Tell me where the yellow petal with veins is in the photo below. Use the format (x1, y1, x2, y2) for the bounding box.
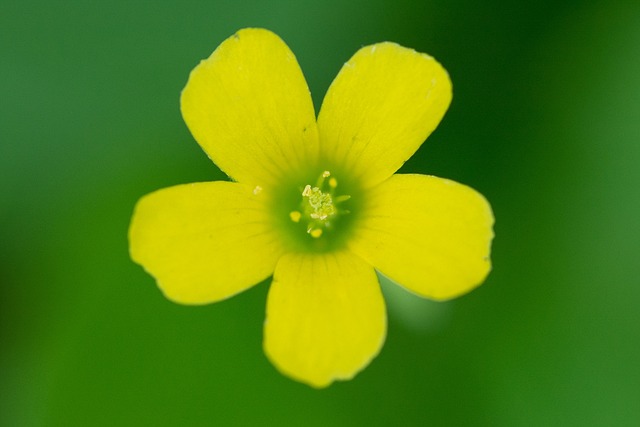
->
(129, 182, 284, 304)
(349, 174, 494, 300)
(318, 42, 452, 188)
(181, 28, 319, 188)
(264, 250, 386, 388)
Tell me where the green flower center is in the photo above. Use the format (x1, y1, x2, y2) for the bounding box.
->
(273, 168, 359, 253)
(289, 171, 351, 239)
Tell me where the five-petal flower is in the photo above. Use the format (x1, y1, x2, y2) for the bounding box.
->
(129, 28, 494, 387)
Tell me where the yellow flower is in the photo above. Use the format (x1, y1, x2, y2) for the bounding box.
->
(129, 28, 494, 388)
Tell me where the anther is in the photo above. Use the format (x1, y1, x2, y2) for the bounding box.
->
(309, 228, 323, 238)
(289, 211, 302, 223)
(294, 170, 352, 239)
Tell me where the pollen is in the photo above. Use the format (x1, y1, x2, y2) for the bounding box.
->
(309, 228, 323, 238)
(303, 186, 336, 220)
(289, 211, 302, 223)
(292, 170, 351, 239)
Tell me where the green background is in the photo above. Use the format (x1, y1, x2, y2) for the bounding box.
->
(2, 0, 639, 425)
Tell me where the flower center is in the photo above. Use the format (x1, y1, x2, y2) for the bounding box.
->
(289, 171, 351, 239)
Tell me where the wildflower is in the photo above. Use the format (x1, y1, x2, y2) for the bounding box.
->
(129, 28, 494, 387)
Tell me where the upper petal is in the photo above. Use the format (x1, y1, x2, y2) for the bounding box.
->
(348, 174, 494, 300)
(129, 182, 284, 304)
(264, 250, 386, 388)
(317, 42, 452, 188)
(181, 28, 319, 187)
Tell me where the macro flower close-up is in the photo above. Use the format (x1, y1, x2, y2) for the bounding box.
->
(129, 28, 494, 387)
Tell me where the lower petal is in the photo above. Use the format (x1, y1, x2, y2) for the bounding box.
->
(264, 251, 386, 388)
(349, 174, 494, 301)
(129, 182, 284, 304)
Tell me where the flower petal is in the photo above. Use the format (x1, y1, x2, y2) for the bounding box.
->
(264, 250, 386, 388)
(181, 28, 319, 187)
(317, 43, 452, 188)
(129, 182, 284, 304)
(348, 174, 494, 300)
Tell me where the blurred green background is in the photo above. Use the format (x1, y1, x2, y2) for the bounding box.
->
(2, 0, 639, 425)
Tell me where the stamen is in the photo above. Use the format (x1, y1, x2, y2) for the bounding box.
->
(293, 170, 351, 240)
(289, 211, 302, 223)
(310, 212, 328, 220)
(304, 186, 336, 219)
(309, 228, 323, 238)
